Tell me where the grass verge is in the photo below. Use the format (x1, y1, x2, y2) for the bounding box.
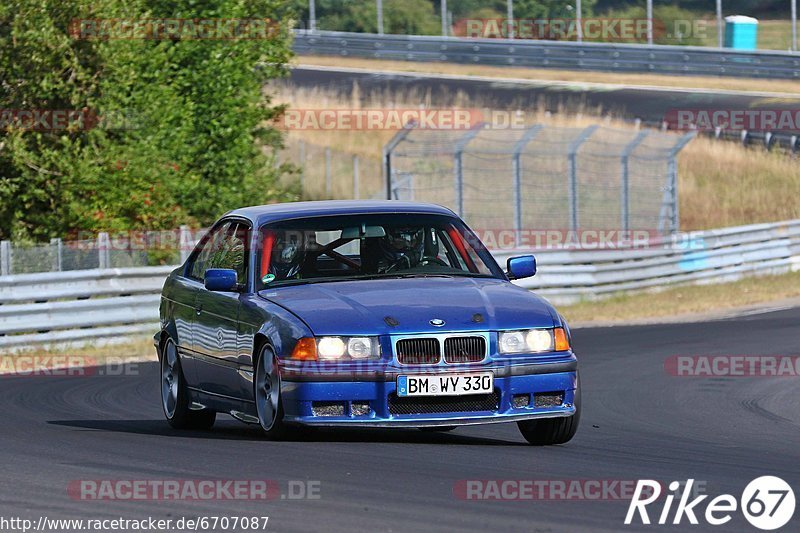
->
(0, 337, 155, 374)
(559, 269, 800, 325)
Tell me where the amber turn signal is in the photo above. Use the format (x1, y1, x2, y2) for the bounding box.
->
(291, 337, 318, 360)
(554, 328, 570, 351)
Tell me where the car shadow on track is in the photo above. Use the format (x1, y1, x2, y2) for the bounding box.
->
(47, 418, 525, 446)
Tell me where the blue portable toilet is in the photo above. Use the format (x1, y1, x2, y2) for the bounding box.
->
(724, 15, 758, 50)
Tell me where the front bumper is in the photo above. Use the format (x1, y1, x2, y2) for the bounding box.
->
(280, 357, 577, 427)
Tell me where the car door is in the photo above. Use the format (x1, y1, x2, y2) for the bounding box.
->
(171, 222, 233, 387)
(192, 220, 249, 398)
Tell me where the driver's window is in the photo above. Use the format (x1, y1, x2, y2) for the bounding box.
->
(209, 223, 248, 285)
(189, 221, 232, 281)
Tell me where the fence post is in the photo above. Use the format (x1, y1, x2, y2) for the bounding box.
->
(353, 155, 360, 199)
(325, 147, 332, 197)
(0, 240, 11, 276)
(512, 124, 544, 247)
(383, 121, 416, 200)
(620, 131, 649, 232)
(298, 140, 306, 194)
(98, 232, 110, 269)
(179, 225, 192, 263)
(50, 238, 63, 272)
(566, 125, 598, 231)
(453, 123, 485, 218)
(659, 131, 696, 234)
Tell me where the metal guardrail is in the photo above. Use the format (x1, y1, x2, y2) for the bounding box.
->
(496, 220, 800, 302)
(293, 30, 800, 80)
(0, 267, 173, 349)
(1, 220, 798, 348)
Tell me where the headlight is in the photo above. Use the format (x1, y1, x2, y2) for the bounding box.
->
(316, 336, 381, 361)
(498, 331, 526, 353)
(347, 337, 373, 359)
(526, 329, 553, 352)
(499, 329, 558, 354)
(317, 337, 346, 360)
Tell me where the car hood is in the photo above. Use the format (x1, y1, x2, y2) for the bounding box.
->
(258, 277, 557, 335)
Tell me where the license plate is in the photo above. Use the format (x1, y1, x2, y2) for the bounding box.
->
(397, 372, 493, 397)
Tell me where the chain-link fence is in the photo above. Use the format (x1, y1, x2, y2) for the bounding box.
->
(0, 228, 204, 276)
(282, 139, 385, 200)
(386, 123, 695, 236)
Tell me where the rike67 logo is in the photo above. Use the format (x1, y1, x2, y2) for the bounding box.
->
(625, 477, 795, 530)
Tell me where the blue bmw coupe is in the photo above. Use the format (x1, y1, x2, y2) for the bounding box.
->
(155, 201, 579, 445)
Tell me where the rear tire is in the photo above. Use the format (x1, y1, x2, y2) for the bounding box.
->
(254, 344, 290, 440)
(161, 337, 216, 430)
(517, 380, 581, 446)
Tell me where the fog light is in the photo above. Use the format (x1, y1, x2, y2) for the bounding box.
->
(512, 394, 530, 408)
(351, 401, 371, 416)
(534, 392, 564, 408)
(312, 401, 345, 416)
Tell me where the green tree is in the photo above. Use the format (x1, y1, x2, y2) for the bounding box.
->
(0, 0, 297, 242)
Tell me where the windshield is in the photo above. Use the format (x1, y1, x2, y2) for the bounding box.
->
(256, 213, 503, 289)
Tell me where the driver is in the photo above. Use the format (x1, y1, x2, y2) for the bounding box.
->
(268, 231, 305, 281)
(374, 227, 425, 273)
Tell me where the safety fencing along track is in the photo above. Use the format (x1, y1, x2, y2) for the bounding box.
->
(1, 221, 799, 348)
(292, 30, 800, 80)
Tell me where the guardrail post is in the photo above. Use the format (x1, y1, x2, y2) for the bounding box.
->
(98, 232, 110, 269)
(50, 238, 63, 272)
(1, 240, 11, 276)
(353, 155, 360, 199)
(179, 225, 192, 263)
(566, 125, 598, 231)
(512, 124, 544, 247)
(383, 121, 416, 200)
(452, 123, 485, 218)
(620, 131, 649, 232)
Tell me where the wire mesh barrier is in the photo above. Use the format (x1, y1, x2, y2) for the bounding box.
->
(386, 123, 695, 238)
(281, 139, 385, 200)
(0, 228, 204, 276)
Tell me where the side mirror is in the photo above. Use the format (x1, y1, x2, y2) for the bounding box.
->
(204, 268, 239, 291)
(507, 255, 536, 280)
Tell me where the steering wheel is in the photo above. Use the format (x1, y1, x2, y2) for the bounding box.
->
(384, 256, 412, 274)
(420, 256, 449, 267)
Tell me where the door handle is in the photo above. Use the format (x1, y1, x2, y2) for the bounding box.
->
(195, 304, 202, 316)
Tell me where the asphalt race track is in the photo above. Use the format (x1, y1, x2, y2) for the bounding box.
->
(1, 307, 798, 532)
(288, 66, 800, 134)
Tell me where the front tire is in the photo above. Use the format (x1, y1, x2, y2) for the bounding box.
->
(517, 381, 581, 446)
(161, 338, 216, 430)
(254, 344, 289, 439)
